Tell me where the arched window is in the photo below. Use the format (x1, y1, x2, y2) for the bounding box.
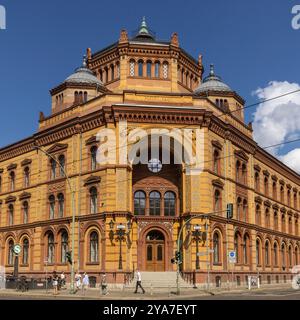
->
(264, 177, 269, 196)
(0, 175, 2, 193)
(138, 60, 143, 77)
(255, 205, 261, 225)
(265, 241, 270, 266)
(289, 217, 293, 234)
(274, 242, 278, 266)
(90, 146, 98, 171)
(149, 191, 161, 216)
(242, 164, 247, 184)
(84, 91, 88, 102)
(8, 240, 14, 265)
(57, 193, 64, 218)
(24, 167, 30, 188)
(294, 192, 297, 210)
(234, 233, 241, 263)
(49, 195, 55, 219)
(213, 232, 221, 264)
(146, 61, 152, 77)
(281, 243, 286, 268)
(90, 187, 98, 214)
(274, 211, 278, 230)
(280, 185, 284, 203)
(162, 62, 168, 79)
(256, 239, 261, 265)
(154, 61, 160, 77)
(50, 159, 56, 180)
(164, 191, 176, 216)
(282, 215, 286, 233)
(265, 208, 270, 228)
(243, 234, 250, 264)
(74, 91, 79, 103)
(214, 189, 221, 211)
(287, 190, 291, 207)
(22, 238, 29, 265)
(23, 201, 29, 224)
(105, 68, 108, 83)
(9, 171, 15, 191)
(90, 231, 99, 263)
(243, 200, 248, 222)
(134, 191, 146, 215)
(254, 172, 260, 191)
(99, 70, 103, 82)
(116, 62, 120, 78)
(288, 245, 293, 267)
(61, 231, 68, 263)
(129, 60, 135, 76)
(58, 155, 65, 177)
(111, 65, 115, 81)
(213, 150, 220, 174)
(8, 204, 14, 226)
(237, 197, 242, 220)
(236, 161, 240, 182)
(47, 233, 55, 264)
(295, 247, 299, 265)
(272, 182, 277, 200)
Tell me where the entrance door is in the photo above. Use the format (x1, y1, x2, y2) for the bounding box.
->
(145, 230, 165, 271)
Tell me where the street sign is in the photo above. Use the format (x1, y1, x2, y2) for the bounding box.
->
(13, 244, 21, 255)
(228, 251, 236, 263)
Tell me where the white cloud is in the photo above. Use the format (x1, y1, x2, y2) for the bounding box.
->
(252, 81, 300, 173)
(279, 149, 300, 173)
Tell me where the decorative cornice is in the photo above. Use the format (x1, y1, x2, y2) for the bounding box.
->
(7, 163, 17, 171)
(212, 179, 224, 189)
(264, 200, 272, 207)
(21, 159, 32, 167)
(211, 140, 223, 150)
(5, 195, 17, 203)
(286, 184, 292, 190)
(263, 170, 270, 177)
(254, 164, 261, 172)
(85, 136, 97, 146)
(234, 149, 249, 161)
(279, 179, 285, 185)
(19, 192, 32, 200)
(255, 196, 263, 204)
(84, 175, 101, 186)
(272, 204, 279, 210)
(46, 143, 68, 154)
(281, 207, 287, 213)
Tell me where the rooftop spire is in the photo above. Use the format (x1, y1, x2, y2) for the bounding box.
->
(139, 16, 149, 35)
(82, 55, 87, 68)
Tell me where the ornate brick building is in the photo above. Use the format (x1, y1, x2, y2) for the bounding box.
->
(0, 18, 299, 287)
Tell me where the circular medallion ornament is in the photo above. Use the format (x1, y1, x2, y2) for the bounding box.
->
(13, 244, 22, 255)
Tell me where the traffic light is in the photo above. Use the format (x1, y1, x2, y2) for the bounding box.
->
(175, 251, 182, 264)
(171, 257, 176, 264)
(227, 203, 234, 219)
(66, 251, 72, 265)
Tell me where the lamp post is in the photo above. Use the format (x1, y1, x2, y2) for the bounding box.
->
(109, 220, 132, 270)
(33, 144, 76, 293)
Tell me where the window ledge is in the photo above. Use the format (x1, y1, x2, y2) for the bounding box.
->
(86, 262, 100, 266)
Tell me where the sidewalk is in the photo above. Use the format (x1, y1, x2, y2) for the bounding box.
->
(0, 283, 293, 300)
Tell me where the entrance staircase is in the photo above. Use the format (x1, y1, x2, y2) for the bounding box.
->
(123, 272, 195, 292)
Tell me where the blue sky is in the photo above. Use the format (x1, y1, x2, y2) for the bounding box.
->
(0, 0, 300, 162)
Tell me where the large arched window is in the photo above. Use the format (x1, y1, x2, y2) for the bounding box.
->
(265, 208, 270, 228)
(138, 60, 143, 77)
(274, 242, 279, 266)
(90, 146, 98, 171)
(236, 161, 240, 182)
(90, 187, 98, 214)
(9, 171, 15, 191)
(265, 241, 270, 266)
(237, 197, 242, 220)
(241, 164, 247, 184)
(272, 182, 277, 200)
(214, 189, 221, 211)
(264, 177, 269, 196)
(146, 61, 152, 77)
(50, 159, 56, 180)
(234, 233, 241, 263)
(47, 233, 55, 264)
(281, 243, 286, 269)
(8, 204, 14, 226)
(149, 191, 161, 216)
(288, 245, 293, 267)
(134, 191, 146, 215)
(274, 211, 279, 230)
(57, 193, 64, 218)
(213, 150, 220, 174)
(23, 201, 29, 224)
(61, 231, 68, 264)
(49, 195, 55, 219)
(24, 167, 30, 188)
(213, 232, 221, 264)
(243, 234, 250, 265)
(8, 240, 14, 265)
(282, 215, 286, 233)
(280, 185, 284, 202)
(295, 246, 299, 266)
(242, 200, 248, 222)
(254, 172, 260, 191)
(256, 239, 261, 265)
(90, 231, 99, 263)
(255, 205, 261, 225)
(154, 61, 160, 77)
(22, 238, 29, 265)
(58, 155, 65, 177)
(164, 192, 176, 216)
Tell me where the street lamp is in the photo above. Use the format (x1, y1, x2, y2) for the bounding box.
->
(109, 220, 132, 270)
(33, 144, 76, 294)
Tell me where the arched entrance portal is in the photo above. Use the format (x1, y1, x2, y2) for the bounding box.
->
(145, 230, 165, 271)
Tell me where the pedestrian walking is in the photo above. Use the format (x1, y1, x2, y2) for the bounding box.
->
(134, 269, 145, 294)
(82, 272, 89, 293)
(100, 274, 108, 295)
(60, 271, 66, 289)
(52, 271, 59, 295)
(75, 271, 82, 292)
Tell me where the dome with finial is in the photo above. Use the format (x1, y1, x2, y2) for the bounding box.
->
(65, 56, 104, 86)
(194, 64, 232, 94)
(132, 17, 156, 41)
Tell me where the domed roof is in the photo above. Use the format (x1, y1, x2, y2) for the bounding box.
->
(194, 64, 232, 94)
(65, 56, 103, 86)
